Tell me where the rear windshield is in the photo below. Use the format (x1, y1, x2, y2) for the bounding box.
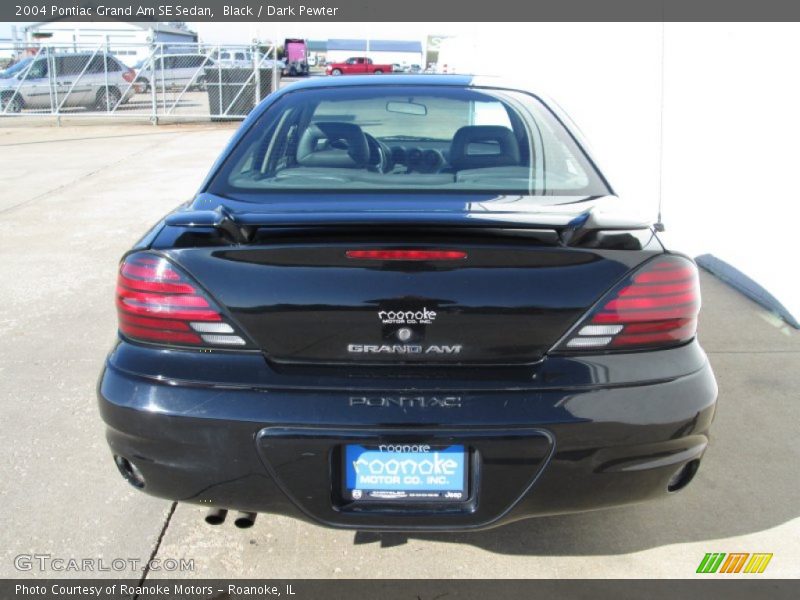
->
(209, 85, 610, 197)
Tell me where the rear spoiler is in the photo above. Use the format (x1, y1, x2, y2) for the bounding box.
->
(164, 202, 654, 245)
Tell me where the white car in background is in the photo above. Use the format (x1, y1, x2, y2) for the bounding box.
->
(0, 51, 135, 112)
(214, 50, 285, 72)
(214, 50, 252, 68)
(134, 54, 215, 92)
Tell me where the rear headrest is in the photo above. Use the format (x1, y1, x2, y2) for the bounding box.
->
(449, 125, 520, 170)
(296, 122, 369, 168)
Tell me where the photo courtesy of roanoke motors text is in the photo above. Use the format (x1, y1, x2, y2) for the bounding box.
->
(0, 0, 798, 598)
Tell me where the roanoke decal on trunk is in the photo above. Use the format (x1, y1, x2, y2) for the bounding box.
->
(347, 344, 462, 355)
(378, 308, 437, 325)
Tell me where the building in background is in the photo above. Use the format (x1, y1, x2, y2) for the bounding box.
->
(0, 36, 15, 63)
(324, 39, 423, 67)
(306, 39, 328, 66)
(433, 36, 485, 74)
(22, 22, 198, 66)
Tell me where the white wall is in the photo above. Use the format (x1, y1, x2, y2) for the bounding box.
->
(23, 23, 197, 66)
(370, 51, 423, 66)
(660, 23, 800, 321)
(443, 22, 798, 323)
(23, 23, 147, 65)
(26, 22, 144, 45)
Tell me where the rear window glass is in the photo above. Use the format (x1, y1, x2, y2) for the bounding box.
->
(54, 55, 88, 76)
(26, 59, 48, 79)
(88, 55, 116, 73)
(209, 85, 610, 197)
(103, 56, 124, 71)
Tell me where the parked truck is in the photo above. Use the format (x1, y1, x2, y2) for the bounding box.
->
(283, 39, 309, 76)
(325, 57, 392, 76)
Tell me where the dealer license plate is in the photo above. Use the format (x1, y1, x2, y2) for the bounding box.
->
(343, 443, 467, 502)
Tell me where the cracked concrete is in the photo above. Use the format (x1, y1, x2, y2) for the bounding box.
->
(1, 123, 797, 582)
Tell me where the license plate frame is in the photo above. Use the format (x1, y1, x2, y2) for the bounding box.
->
(342, 443, 469, 503)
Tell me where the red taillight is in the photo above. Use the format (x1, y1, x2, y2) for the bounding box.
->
(116, 252, 247, 348)
(557, 256, 700, 352)
(122, 69, 135, 83)
(346, 249, 467, 261)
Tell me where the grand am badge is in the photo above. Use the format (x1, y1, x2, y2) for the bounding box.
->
(347, 344, 462, 355)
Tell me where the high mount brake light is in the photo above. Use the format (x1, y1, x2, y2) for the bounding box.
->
(557, 255, 701, 352)
(116, 253, 247, 348)
(346, 249, 467, 261)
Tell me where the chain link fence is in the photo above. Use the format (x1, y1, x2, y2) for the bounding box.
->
(0, 42, 281, 122)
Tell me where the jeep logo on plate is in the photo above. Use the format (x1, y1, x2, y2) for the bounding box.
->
(378, 308, 437, 325)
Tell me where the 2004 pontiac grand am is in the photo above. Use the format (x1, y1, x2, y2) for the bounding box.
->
(98, 75, 717, 531)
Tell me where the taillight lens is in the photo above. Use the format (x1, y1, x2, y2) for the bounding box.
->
(116, 252, 247, 348)
(122, 69, 135, 83)
(556, 255, 700, 352)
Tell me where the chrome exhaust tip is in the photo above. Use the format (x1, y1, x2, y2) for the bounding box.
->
(204, 508, 228, 525)
(233, 511, 257, 529)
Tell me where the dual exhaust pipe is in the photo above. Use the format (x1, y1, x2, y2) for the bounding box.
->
(204, 508, 257, 529)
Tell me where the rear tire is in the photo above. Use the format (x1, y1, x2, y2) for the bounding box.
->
(135, 78, 150, 93)
(331, 69, 342, 76)
(374, 69, 383, 75)
(95, 87, 122, 111)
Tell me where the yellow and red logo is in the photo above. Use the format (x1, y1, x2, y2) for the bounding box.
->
(696, 553, 773, 574)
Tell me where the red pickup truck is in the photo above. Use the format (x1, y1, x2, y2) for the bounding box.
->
(325, 57, 392, 76)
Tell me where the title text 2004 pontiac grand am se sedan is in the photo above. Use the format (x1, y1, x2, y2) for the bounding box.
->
(98, 75, 717, 531)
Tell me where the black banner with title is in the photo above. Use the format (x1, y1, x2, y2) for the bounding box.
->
(5, 0, 800, 22)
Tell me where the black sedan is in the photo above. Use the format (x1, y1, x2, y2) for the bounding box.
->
(98, 75, 717, 531)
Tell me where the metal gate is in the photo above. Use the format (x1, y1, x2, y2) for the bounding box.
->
(0, 41, 280, 122)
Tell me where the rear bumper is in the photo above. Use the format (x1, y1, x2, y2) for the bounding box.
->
(98, 341, 717, 531)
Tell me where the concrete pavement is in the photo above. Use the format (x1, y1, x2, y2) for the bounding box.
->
(0, 122, 233, 580)
(0, 123, 797, 580)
